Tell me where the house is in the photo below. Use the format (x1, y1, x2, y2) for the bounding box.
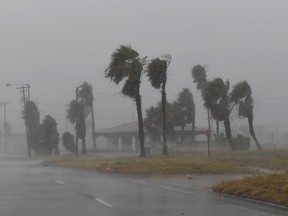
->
(94, 121, 207, 152)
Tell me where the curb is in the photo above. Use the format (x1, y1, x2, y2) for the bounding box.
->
(210, 189, 288, 215)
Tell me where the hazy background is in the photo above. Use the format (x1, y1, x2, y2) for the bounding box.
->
(0, 0, 287, 139)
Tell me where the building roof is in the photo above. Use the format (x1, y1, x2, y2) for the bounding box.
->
(95, 121, 206, 135)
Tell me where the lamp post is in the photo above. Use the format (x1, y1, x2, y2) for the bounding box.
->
(6, 83, 31, 158)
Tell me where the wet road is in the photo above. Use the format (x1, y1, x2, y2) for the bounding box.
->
(0, 158, 286, 216)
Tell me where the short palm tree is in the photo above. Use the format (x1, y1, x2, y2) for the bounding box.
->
(78, 82, 96, 152)
(230, 81, 262, 150)
(105, 45, 147, 157)
(146, 55, 171, 155)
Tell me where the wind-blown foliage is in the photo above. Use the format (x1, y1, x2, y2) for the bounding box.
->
(78, 82, 96, 152)
(230, 81, 262, 150)
(41, 115, 60, 155)
(67, 100, 87, 154)
(105, 45, 147, 157)
(62, 132, 76, 153)
(146, 55, 171, 155)
(202, 78, 234, 150)
(174, 88, 196, 142)
(191, 65, 207, 90)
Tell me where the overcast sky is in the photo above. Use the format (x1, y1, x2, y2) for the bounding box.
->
(0, 0, 287, 134)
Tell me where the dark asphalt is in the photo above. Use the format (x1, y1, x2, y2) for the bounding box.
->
(0, 158, 286, 216)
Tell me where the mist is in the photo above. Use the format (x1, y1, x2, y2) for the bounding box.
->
(0, 0, 287, 147)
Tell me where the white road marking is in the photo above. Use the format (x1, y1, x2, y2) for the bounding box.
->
(55, 180, 65, 185)
(95, 198, 114, 208)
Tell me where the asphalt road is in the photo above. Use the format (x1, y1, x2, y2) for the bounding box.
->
(0, 158, 286, 216)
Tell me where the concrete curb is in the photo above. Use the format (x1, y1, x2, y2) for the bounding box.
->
(210, 189, 288, 215)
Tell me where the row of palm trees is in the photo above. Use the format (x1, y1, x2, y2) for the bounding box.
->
(192, 65, 262, 150)
(68, 45, 261, 156)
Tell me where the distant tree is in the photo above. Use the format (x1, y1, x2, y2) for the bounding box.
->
(146, 55, 171, 155)
(105, 45, 147, 157)
(230, 81, 262, 150)
(174, 88, 196, 143)
(41, 115, 60, 155)
(62, 132, 76, 153)
(22, 101, 41, 154)
(78, 82, 96, 152)
(67, 100, 87, 154)
(144, 102, 175, 142)
(202, 78, 234, 150)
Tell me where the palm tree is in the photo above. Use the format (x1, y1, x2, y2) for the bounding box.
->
(67, 100, 87, 154)
(191, 65, 220, 142)
(191, 65, 207, 90)
(202, 78, 234, 150)
(146, 55, 171, 155)
(230, 81, 262, 150)
(78, 82, 96, 152)
(174, 88, 196, 143)
(42, 115, 60, 155)
(105, 45, 147, 157)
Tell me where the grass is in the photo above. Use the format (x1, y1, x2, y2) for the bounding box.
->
(46, 149, 288, 176)
(46, 149, 288, 206)
(212, 173, 288, 207)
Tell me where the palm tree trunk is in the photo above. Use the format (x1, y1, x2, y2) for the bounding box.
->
(91, 103, 97, 152)
(248, 115, 262, 150)
(135, 94, 145, 157)
(181, 125, 184, 143)
(81, 138, 87, 154)
(192, 109, 196, 143)
(224, 118, 234, 151)
(161, 85, 168, 155)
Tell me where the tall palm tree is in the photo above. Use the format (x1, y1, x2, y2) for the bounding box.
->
(202, 78, 234, 150)
(105, 45, 147, 157)
(146, 55, 171, 155)
(67, 100, 87, 154)
(78, 82, 96, 152)
(230, 81, 262, 150)
(191, 65, 220, 141)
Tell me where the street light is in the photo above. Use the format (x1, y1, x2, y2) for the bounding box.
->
(6, 83, 31, 158)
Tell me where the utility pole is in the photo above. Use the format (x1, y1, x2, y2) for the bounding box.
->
(6, 83, 31, 158)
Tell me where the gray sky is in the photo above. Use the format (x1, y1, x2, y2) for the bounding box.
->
(0, 0, 288, 134)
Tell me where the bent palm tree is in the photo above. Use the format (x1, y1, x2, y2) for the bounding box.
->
(146, 55, 171, 155)
(105, 45, 147, 157)
(202, 78, 234, 150)
(230, 81, 262, 150)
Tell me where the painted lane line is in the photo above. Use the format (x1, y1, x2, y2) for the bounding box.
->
(55, 180, 65, 185)
(95, 198, 114, 208)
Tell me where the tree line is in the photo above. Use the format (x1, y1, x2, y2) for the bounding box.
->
(22, 44, 261, 156)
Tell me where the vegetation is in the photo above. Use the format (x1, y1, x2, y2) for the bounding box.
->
(78, 82, 97, 152)
(46, 149, 288, 175)
(202, 78, 234, 150)
(212, 173, 288, 207)
(146, 55, 171, 155)
(105, 45, 147, 157)
(174, 88, 195, 142)
(230, 81, 262, 150)
(22, 101, 60, 155)
(62, 132, 76, 153)
(67, 100, 87, 154)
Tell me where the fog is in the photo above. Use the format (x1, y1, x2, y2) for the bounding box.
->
(0, 0, 287, 140)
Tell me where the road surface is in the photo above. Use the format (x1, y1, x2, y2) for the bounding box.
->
(0, 158, 286, 216)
